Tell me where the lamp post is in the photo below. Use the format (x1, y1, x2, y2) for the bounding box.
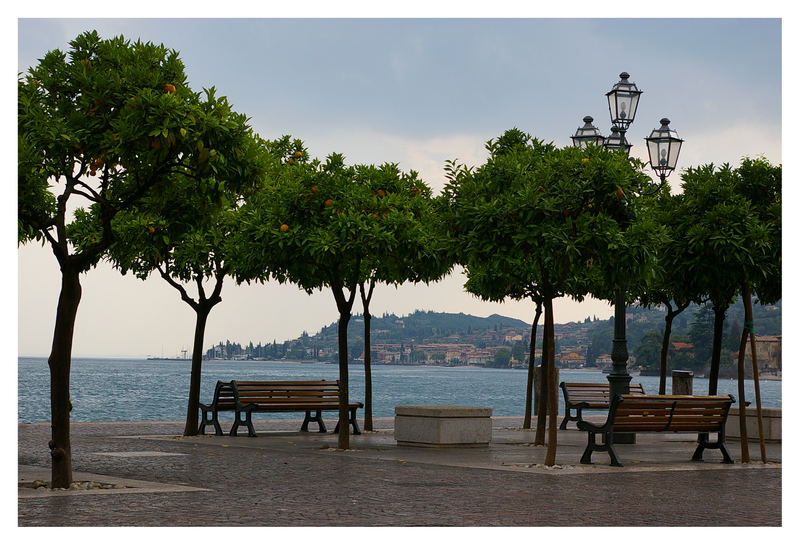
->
(571, 72, 683, 419)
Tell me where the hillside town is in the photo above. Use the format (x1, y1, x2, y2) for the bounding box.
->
(205, 303, 781, 378)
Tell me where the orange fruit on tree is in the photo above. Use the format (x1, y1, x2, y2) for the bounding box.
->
(280, 224, 290, 232)
(295, 151, 303, 158)
(324, 199, 334, 207)
(310, 185, 319, 193)
(616, 188, 624, 200)
(164, 83, 176, 94)
(377, 189, 386, 198)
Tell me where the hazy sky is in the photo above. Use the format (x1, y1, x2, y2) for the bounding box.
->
(15, 12, 785, 358)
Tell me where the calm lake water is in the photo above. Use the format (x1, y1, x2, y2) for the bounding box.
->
(18, 357, 781, 424)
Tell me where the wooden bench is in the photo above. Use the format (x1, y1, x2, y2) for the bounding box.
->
(577, 394, 736, 467)
(199, 380, 363, 437)
(559, 382, 645, 430)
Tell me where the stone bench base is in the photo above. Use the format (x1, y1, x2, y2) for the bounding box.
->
(394, 405, 492, 447)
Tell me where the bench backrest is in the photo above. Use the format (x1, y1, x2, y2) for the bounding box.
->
(561, 382, 645, 406)
(610, 394, 735, 433)
(234, 380, 342, 407)
(211, 380, 343, 410)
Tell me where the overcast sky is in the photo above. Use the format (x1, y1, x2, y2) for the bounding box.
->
(14, 10, 786, 358)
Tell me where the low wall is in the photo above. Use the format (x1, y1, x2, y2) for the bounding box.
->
(725, 407, 781, 443)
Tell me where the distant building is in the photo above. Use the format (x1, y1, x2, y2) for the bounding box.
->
(671, 342, 694, 352)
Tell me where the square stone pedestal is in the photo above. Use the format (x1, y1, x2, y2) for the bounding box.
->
(394, 405, 492, 447)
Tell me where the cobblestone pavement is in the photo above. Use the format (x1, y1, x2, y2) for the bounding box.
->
(18, 419, 782, 527)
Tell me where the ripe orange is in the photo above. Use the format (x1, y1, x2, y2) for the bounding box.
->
(310, 185, 319, 193)
(377, 189, 386, 198)
(616, 188, 624, 200)
(324, 199, 334, 207)
(164, 83, 176, 94)
(280, 224, 290, 232)
(295, 151, 303, 157)
(582, 158, 590, 163)
(148, 227, 155, 234)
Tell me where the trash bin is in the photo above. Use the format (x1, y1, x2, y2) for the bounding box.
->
(671, 369, 694, 395)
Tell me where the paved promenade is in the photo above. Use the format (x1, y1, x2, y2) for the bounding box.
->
(18, 417, 781, 526)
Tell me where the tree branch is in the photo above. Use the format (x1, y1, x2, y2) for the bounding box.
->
(158, 263, 199, 312)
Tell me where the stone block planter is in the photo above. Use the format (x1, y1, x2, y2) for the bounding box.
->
(394, 405, 492, 447)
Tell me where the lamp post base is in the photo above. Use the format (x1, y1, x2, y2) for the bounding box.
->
(608, 287, 635, 444)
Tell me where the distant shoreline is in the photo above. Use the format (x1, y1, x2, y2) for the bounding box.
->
(18, 355, 782, 381)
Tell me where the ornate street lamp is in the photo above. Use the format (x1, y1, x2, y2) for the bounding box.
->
(646, 118, 684, 181)
(571, 116, 605, 148)
(571, 73, 684, 442)
(606, 72, 642, 131)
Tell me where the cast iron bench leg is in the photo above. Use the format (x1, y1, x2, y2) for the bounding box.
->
(301, 410, 327, 433)
(692, 432, 734, 464)
(580, 431, 597, 464)
(691, 432, 707, 461)
(211, 411, 223, 436)
(333, 409, 360, 434)
(605, 432, 622, 467)
(198, 406, 223, 436)
(559, 411, 571, 430)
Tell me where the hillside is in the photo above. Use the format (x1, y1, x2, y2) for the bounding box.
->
(205, 299, 781, 373)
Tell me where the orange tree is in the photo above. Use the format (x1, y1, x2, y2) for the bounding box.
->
(633, 192, 697, 394)
(442, 129, 658, 466)
(355, 164, 452, 431)
(229, 153, 443, 448)
(18, 31, 260, 487)
(675, 159, 778, 393)
(85, 126, 280, 437)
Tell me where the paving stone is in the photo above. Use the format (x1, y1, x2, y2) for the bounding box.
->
(18, 419, 781, 526)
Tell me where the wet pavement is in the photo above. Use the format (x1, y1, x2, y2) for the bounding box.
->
(18, 417, 782, 526)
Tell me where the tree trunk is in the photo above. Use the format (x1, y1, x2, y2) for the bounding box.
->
(363, 308, 373, 431)
(184, 305, 212, 436)
(337, 310, 351, 449)
(743, 285, 766, 462)
(533, 315, 549, 446)
(735, 316, 750, 463)
(48, 266, 82, 488)
(708, 304, 727, 395)
(659, 306, 675, 395)
(543, 297, 558, 466)
(659, 301, 690, 395)
(360, 281, 375, 432)
(523, 303, 542, 429)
